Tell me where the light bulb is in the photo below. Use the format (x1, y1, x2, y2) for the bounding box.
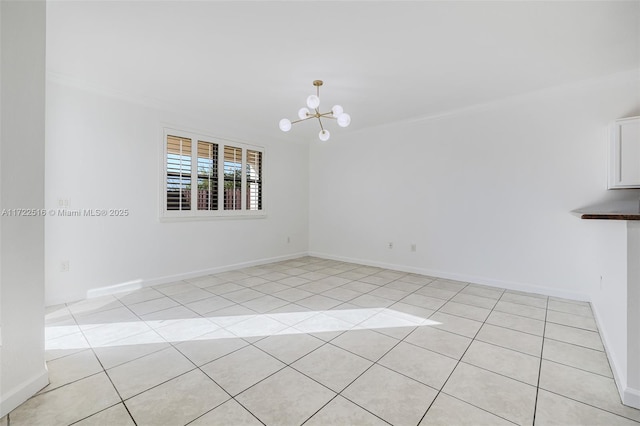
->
(298, 107, 310, 120)
(279, 118, 292, 132)
(331, 105, 344, 116)
(319, 129, 330, 141)
(306, 94, 320, 109)
(337, 113, 351, 127)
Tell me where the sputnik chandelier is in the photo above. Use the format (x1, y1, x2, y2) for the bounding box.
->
(279, 80, 351, 141)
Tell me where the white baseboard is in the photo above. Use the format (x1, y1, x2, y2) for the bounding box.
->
(309, 251, 590, 301)
(84, 252, 309, 300)
(86, 279, 144, 299)
(623, 386, 640, 409)
(0, 366, 48, 418)
(590, 302, 630, 407)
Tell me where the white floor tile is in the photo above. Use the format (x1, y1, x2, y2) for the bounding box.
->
(107, 346, 194, 399)
(125, 369, 229, 425)
(343, 364, 437, 426)
(236, 367, 335, 425)
(254, 333, 324, 364)
(331, 329, 399, 362)
(189, 399, 262, 425)
(292, 344, 372, 392)
(20, 257, 640, 425)
(200, 345, 285, 396)
(420, 393, 513, 426)
(379, 342, 457, 389)
(443, 362, 537, 425)
(306, 395, 388, 426)
(462, 340, 540, 385)
(9, 373, 120, 426)
(74, 403, 135, 426)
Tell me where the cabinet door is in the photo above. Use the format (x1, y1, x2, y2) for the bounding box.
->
(608, 116, 640, 189)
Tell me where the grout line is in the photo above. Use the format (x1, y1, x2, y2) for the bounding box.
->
(67, 402, 133, 425)
(66, 308, 140, 425)
(537, 389, 640, 424)
(437, 392, 520, 425)
(544, 319, 599, 333)
(478, 321, 544, 338)
(532, 295, 549, 425)
(415, 281, 486, 425)
(542, 334, 604, 352)
(540, 358, 617, 381)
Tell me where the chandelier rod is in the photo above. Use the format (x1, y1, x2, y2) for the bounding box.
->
(317, 115, 325, 132)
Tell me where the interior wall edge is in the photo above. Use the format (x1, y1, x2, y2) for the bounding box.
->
(0, 367, 48, 418)
(591, 300, 626, 401)
(592, 301, 640, 410)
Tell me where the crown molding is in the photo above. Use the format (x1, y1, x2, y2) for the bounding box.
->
(46, 70, 172, 112)
(345, 68, 640, 137)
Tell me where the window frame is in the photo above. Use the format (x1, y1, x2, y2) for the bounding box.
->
(160, 127, 266, 220)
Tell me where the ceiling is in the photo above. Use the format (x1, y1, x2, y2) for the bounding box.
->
(46, 1, 640, 143)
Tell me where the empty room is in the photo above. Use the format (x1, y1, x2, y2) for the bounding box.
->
(2, 0, 640, 425)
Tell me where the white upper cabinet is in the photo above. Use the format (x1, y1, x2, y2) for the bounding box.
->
(608, 116, 640, 189)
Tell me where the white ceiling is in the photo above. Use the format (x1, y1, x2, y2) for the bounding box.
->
(47, 1, 640, 143)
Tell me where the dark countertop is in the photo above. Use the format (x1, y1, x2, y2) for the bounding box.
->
(573, 199, 640, 220)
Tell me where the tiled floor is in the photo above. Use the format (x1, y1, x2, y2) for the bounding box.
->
(8, 256, 640, 425)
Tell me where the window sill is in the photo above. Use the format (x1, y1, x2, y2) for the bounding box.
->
(159, 212, 267, 222)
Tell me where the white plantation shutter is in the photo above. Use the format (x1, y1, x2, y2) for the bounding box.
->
(197, 141, 219, 211)
(246, 150, 262, 211)
(224, 145, 242, 210)
(166, 136, 192, 211)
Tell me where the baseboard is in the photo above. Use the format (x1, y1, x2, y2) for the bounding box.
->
(86, 279, 144, 299)
(623, 386, 640, 409)
(308, 251, 590, 301)
(84, 252, 309, 300)
(590, 302, 630, 407)
(0, 366, 49, 417)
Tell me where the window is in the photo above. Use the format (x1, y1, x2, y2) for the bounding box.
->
(162, 129, 265, 218)
(246, 149, 263, 211)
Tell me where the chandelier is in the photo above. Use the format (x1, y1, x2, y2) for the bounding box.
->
(279, 80, 351, 141)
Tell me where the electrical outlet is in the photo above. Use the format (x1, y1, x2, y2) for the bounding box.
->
(61, 261, 70, 272)
(600, 275, 603, 290)
(388, 242, 393, 249)
(411, 244, 417, 252)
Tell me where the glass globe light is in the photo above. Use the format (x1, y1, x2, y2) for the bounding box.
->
(331, 105, 344, 116)
(306, 94, 320, 109)
(319, 129, 330, 141)
(337, 113, 351, 127)
(298, 107, 310, 120)
(279, 118, 292, 132)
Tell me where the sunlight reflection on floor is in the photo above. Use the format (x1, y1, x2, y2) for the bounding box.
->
(45, 307, 441, 349)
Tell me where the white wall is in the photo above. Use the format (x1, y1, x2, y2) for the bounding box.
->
(309, 70, 640, 407)
(0, 0, 48, 417)
(309, 71, 640, 300)
(45, 81, 309, 305)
